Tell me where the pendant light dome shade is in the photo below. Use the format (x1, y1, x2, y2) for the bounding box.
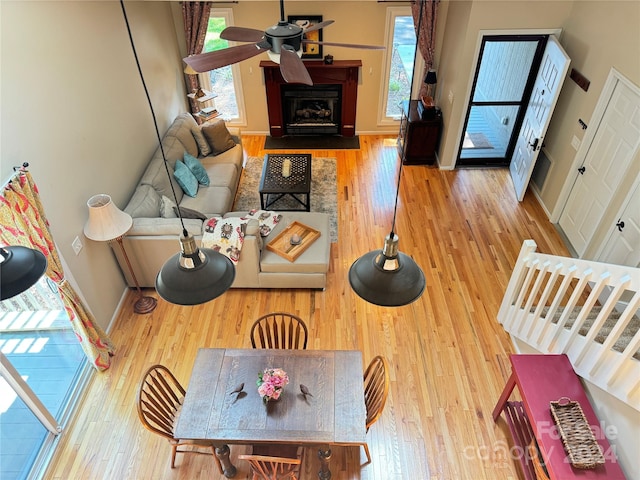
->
(349, 234, 425, 307)
(155, 234, 235, 306)
(0, 246, 47, 301)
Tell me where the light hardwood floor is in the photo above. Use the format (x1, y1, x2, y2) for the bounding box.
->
(45, 135, 570, 480)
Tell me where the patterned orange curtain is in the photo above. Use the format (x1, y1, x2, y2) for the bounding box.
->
(0, 167, 115, 371)
(412, 0, 439, 98)
(183, 1, 213, 114)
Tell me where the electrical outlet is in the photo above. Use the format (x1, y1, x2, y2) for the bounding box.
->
(72, 236, 83, 255)
(448, 90, 454, 104)
(571, 135, 581, 151)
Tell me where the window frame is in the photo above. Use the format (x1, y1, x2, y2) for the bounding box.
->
(377, 6, 425, 126)
(199, 8, 247, 126)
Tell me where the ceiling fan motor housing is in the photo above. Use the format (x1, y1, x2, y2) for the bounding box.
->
(265, 21, 303, 54)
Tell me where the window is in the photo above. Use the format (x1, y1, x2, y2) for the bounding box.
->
(201, 9, 246, 125)
(378, 7, 422, 124)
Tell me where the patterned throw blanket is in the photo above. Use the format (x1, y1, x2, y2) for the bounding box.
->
(201, 217, 249, 264)
(201, 211, 282, 264)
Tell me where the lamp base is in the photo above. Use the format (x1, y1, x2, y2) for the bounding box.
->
(134, 295, 157, 314)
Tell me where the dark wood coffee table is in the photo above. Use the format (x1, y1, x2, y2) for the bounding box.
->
(259, 154, 311, 211)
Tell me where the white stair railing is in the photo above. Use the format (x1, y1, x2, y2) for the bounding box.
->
(497, 240, 640, 411)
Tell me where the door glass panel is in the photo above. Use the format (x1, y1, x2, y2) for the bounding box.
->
(463, 105, 519, 159)
(473, 41, 538, 103)
(0, 276, 84, 480)
(385, 15, 416, 118)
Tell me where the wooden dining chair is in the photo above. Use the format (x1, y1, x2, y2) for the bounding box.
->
(362, 355, 390, 465)
(250, 312, 308, 349)
(136, 364, 222, 473)
(239, 444, 304, 480)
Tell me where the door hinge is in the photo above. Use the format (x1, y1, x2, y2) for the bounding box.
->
(578, 166, 586, 175)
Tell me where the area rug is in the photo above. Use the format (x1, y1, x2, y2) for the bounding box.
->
(463, 132, 494, 149)
(233, 156, 338, 242)
(264, 135, 360, 150)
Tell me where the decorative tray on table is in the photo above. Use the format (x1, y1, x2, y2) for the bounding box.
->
(549, 397, 605, 469)
(266, 221, 320, 262)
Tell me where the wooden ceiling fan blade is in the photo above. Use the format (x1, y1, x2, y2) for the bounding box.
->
(220, 26, 265, 42)
(303, 20, 335, 33)
(304, 40, 385, 50)
(279, 47, 312, 86)
(184, 43, 269, 72)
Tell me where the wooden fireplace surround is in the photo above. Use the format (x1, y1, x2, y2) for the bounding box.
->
(260, 60, 362, 137)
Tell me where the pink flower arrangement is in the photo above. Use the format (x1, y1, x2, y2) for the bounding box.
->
(257, 367, 289, 403)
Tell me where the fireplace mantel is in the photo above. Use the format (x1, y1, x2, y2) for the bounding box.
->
(260, 60, 362, 137)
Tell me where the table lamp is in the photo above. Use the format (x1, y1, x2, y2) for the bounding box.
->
(84, 194, 157, 314)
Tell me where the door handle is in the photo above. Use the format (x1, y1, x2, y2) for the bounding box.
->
(616, 220, 625, 232)
(529, 138, 539, 150)
(578, 166, 586, 175)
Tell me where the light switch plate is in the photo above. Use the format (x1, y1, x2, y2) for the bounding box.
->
(571, 135, 581, 151)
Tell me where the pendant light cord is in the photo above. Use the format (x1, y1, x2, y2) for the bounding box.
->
(120, 0, 188, 238)
(392, 0, 425, 239)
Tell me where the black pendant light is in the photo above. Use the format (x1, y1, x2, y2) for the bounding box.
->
(120, 0, 235, 305)
(349, 0, 427, 307)
(0, 246, 47, 301)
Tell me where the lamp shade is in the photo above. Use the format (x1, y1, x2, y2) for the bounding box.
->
(84, 194, 132, 242)
(424, 69, 437, 85)
(0, 246, 48, 301)
(155, 234, 235, 305)
(349, 234, 425, 307)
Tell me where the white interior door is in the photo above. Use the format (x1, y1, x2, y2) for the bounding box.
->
(597, 177, 640, 267)
(510, 36, 570, 201)
(559, 80, 640, 256)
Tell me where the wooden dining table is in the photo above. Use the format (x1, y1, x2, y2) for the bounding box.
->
(174, 348, 368, 479)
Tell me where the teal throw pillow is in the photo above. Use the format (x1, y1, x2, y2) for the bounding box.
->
(173, 160, 199, 197)
(184, 152, 210, 186)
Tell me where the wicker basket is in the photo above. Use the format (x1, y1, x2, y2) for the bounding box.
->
(549, 397, 605, 469)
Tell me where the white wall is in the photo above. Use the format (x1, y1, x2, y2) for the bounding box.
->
(0, 1, 187, 329)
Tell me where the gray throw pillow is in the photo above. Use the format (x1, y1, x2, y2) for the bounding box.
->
(191, 126, 212, 156)
(173, 206, 206, 220)
(201, 120, 236, 155)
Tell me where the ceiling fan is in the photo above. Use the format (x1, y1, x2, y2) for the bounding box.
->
(183, 0, 384, 86)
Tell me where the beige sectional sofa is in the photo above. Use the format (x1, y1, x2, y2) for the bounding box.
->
(113, 113, 330, 290)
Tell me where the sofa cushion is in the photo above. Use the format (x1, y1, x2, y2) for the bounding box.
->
(179, 186, 232, 217)
(260, 213, 331, 274)
(205, 163, 240, 188)
(201, 120, 236, 155)
(184, 152, 210, 186)
(174, 160, 199, 197)
(140, 154, 185, 205)
(129, 217, 203, 237)
(124, 184, 161, 218)
(191, 126, 212, 156)
(164, 113, 199, 157)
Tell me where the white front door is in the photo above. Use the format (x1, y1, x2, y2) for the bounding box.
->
(510, 36, 570, 201)
(559, 81, 640, 256)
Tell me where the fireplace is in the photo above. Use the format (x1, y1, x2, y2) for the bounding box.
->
(260, 60, 362, 137)
(282, 84, 341, 135)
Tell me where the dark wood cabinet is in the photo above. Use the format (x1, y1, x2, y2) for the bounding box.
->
(398, 100, 442, 165)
